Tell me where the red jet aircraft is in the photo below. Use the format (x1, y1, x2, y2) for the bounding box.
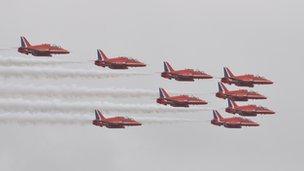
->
(94, 49, 146, 69)
(18, 36, 69, 57)
(216, 82, 267, 101)
(225, 99, 275, 116)
(156, 88, 207, 107)
(92, 109, 142, 128)
(161, 61, 213, 81)
(221, 67, 273, 87)
(211, 110, 259, 128)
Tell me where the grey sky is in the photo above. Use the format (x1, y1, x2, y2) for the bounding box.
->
(0, 0, 303, 170)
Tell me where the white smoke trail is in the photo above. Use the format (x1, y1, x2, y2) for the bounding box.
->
(0, 66, 149, 79)
(0, 113, 91, 125)
(0, 99, 208, 114)
(0, 57, 80, 67)
(0, 84, 157, 100)
(0, 84, 213, 101)
(136, 117, 201, 125)
(0, 113, 201, 126)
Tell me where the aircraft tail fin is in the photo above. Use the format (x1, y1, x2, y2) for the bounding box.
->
(218, 82, 228, 93)
(213, 110, 223, 122)
(97, 49, 108, 61)
(20, 36, 31, 48)
(159, 88, 170, 98)
(223, 67, 235, 78)
(228, 99, 238, 108)
(163, 61, 174, 72)
(95, 109, 106, 121)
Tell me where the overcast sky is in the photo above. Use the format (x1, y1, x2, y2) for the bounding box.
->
(0, 0, 303, 170)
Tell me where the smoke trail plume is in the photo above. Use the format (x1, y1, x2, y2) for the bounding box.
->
(0, 85, 157, 100)
(0, 113, 201, 126)
(0, 57, 80, 67)
(0, 66, 149, 79)
(0, 113, 91, 125)
(136, 117, 201, 125)
(0, 99, 207, 115)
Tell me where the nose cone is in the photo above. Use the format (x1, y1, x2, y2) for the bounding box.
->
(264, 79, 274, 85)
(139, 62, 146, 67)
(62, 48, 70, 54)
(254, 93, 267, 99)
(259, 94, 267, 99)
(268, 110, 275, 114)
(199, 99, 208, 105)
(264, 109, 275, 114)
(204, 73, 213, 79)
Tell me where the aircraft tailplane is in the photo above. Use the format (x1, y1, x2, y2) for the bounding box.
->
(213, 110, 223, 122)
(159, 88, 170, 98)
(97, 49, 109, 61)
(163, 61, 174, 72)
(20, 36, 31, 48)
(218, 82, 228, 93)
(223, 67, 235, 78)
(228, 99, 238, 108)
(95, 109, 106, 121)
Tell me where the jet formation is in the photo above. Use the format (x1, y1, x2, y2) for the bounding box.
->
(14, 36, 275, 129)
(212, 67, 275, 128)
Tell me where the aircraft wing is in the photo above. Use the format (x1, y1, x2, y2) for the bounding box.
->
(173, 73, 195, 80)
(177, 72, 193, 77)
(108, 61, 128, 68)
(167, 98, 188, 104)
(106, 121, 125, 128)
(28, 47, 50, 53)
(225, 122, 241, 126)
(233, 77, 254, 84)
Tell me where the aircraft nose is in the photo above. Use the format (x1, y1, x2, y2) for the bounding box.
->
(250, 121, 260, 126)
(140, 62, 146, 67)
(63, 49, 70, 54)
(205, 74, 213, 79)
(267, 109, 275, 114)
(266, 79, 274, 84)
(258, 94, 267, 99)
(200, 99, 208, 104)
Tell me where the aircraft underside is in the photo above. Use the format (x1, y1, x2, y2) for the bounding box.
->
(175, 77, 195, 81)
(223, 124, 242, 128)
(109, 65, 128, 69)
(31, 51, 52, 57)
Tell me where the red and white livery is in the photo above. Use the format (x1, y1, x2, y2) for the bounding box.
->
(216, 82, 267, 101)
(221, 67, 273, 87)
(94, 49, 146, 69)
(161, 61, 213, 81)
(18, 36, 69, 57)
(225, 99, 275, 116)
(92, 109, 142, 129)
(211, 110, 259, 128)
(156, 88, 207, 107)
